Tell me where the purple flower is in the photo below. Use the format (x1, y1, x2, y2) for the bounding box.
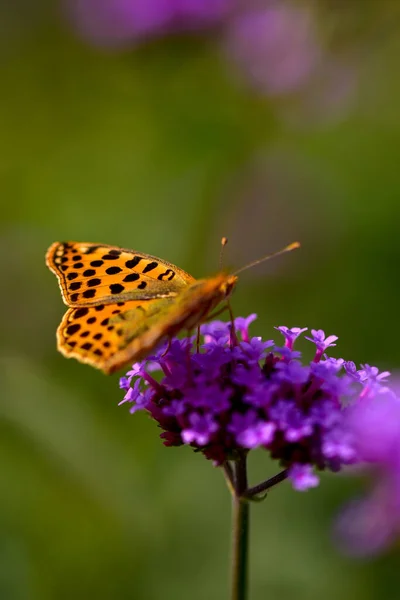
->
(232, 337, 274, 363)
(335, 391, 400, 555)
(269, 401, 313, 442)
(67, 0, 231, 48)
(344, 360, 361, 381)
(223, 3, 357, 125)
(288, 464, 319, 491)
(228, 411, 276, 448)
(201, 320, 231, 346)
(235, 313, 258, 342)
(119, 315, 385, 492)
(305, 329, 338, 361)
(275, 326, 307, 349)
(182, 413, 219, 446)
(357, 364, 391, 397)
(225, 5, 321, 96)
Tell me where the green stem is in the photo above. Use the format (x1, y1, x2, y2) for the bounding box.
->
(231, 456, 249, 600)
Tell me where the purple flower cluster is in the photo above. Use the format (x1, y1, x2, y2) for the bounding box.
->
(119, 315, 374, 491)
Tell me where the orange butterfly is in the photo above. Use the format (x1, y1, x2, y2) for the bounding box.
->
(46, 241, 299, 374)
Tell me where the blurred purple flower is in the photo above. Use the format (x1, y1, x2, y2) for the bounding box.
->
(67, 0, 231, 47)
(65, 0, 357, 123)
(223, 2, 357, 124)
(225, 4, 321, 96)
(118, 316, 374, 492)
(335, 391, 400, 556)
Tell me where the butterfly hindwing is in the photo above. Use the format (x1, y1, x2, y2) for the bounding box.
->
(46, 241, 195, 306)
(57, 300, 161, 370)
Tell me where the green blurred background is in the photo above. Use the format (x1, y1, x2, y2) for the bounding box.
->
(1, 2, 400, 599)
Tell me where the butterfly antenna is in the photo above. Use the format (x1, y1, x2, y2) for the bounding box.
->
(219, 236, 228, 270)
(233, 241, 300, 276)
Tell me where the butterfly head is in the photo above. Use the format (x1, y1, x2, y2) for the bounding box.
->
(220, 274, 238, 298)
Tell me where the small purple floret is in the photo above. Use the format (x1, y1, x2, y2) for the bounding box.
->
(276, 326, 307, 349)
(288, 464, 319, 491)
(305, 329, 338, 361)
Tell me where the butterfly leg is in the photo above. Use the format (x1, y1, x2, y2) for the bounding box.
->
(199, 302, 238, 346)
(183, 331, 195, 383)
(202, 303, 230, 322)
(160, 337, 173, 358)
(196, 326, 201, 352)
(226, 299, 238, 347)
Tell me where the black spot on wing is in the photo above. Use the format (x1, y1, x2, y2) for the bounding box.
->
(90, 260, 104, 267)
(110, 283, 124, 294)
(75, 308, 89, 318)
(82, 245, 101, 255)
(157, 269, 175, 281)
(123, 273, 139, 283)
(66, 323, 80, 335)
(87, 278, 101, 287)
(83, 269, 96, 277)
(81, 342, 93, 350)
(125, 257, 141, 269)
(102, 253, 119, 260)
(106, 266, 122, 275)
(83, 289, 96, 299)
(142, 261, 158, 273)
(138, 281, 147, 289)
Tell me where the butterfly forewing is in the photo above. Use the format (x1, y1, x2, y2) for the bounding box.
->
(46, 242, 195, 306)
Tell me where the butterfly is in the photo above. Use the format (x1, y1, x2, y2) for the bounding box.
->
(46, 241, 239, 374)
